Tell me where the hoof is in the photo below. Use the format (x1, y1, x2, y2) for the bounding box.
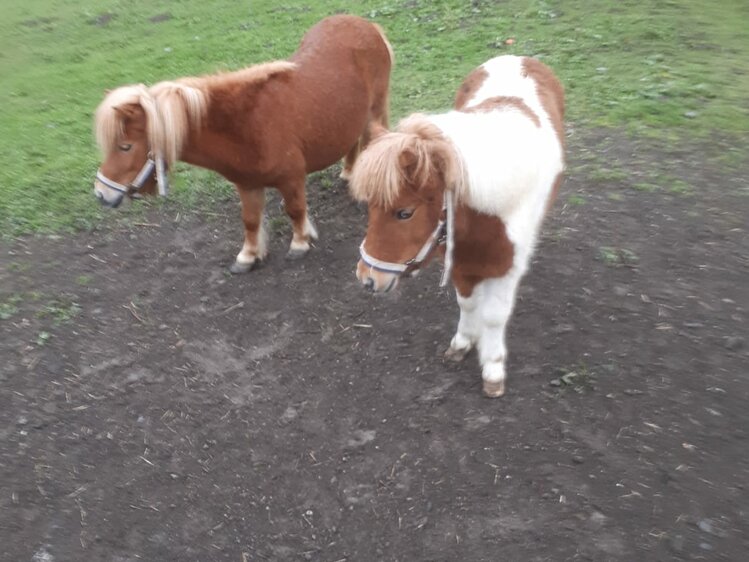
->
(229, 259, 261, 274)
(444, 346, 470, 362)
(286, 247, 309, 260)
(483, 380, 505, 398)
(340, 168, 352, 181)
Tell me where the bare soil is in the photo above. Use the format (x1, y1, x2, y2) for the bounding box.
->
(1, 134, 748, 561)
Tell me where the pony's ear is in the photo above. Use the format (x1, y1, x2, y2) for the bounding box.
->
(398, 146, 421, 187)
(112, 103, 142, 121)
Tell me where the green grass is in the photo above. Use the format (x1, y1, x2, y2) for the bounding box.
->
(1, 0, 748, 234)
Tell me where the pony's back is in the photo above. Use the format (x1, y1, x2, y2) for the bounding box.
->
(426, 55, 564, 218)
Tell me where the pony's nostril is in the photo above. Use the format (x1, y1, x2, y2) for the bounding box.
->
(363, 277, 375, 291)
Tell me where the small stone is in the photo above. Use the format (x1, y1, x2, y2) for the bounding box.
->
(613, 285, 629, 297)
(684, 111, 699, 118)
(588, 511, 607, 529)
(572, 455, 585, 464)
(670, 535, 685, 553)
(561, 372, 579, 385)
(699, 542, 713, 551)
(724, 336, 744, 351)
(549, 378, 562, 387)
(698, 519, 713, 534)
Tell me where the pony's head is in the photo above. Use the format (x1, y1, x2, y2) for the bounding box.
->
(93, 82, 206, 207)
(349, 116, 461, 293)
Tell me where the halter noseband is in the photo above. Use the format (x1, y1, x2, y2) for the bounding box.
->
(359, 192, 456, 287)
(95, 153, 169, 204)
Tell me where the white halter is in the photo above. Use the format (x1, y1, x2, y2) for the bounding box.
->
(95, 153, 169, 205)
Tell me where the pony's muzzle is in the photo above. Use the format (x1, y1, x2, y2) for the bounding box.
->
(94, 183, 124, 209)
(356, 260, 399, 293)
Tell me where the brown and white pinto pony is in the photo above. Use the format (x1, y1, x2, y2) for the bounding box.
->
(350, 55, 564, 397)
(94, 15, 392, 272)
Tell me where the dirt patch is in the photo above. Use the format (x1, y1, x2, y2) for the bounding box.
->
(1, 134, 748, 560)
(89, 13, 115, 27)
(149, 13, 173, 24)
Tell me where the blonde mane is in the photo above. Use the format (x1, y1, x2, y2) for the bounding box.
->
(94, 60, 297, 164)
(349, 114, 464, 207)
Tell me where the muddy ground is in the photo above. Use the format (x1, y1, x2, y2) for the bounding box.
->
(1, 134, 748, 561)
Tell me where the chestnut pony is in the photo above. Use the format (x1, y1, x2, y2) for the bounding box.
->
(94, 15, 392, 272)
(350, 56, 564, 397)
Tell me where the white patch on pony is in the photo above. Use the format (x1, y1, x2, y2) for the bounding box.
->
(426, 55, 563, 220)
(303, 215, 318, 241)
(236, 221, 267, 264)
(289, 239, 310, 252)
(475, 271, 524, 385)
(448, 291, 481, 357)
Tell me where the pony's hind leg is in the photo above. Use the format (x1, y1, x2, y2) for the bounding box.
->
(279, 176, 317, 259)
(230, 187, 267, 274)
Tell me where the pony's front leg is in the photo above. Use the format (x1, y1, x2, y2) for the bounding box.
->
(445, 287, 481, 362)
(230, 187, 267, 274)
(476, 273, 523, 398)
(279, 177, 318, 259)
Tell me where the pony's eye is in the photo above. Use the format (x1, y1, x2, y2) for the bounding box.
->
(118, 143, 132, 152)
(395, 209, 414, 220)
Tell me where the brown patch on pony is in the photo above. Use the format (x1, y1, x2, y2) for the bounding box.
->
(461, 95, 541, 127)
(451, 205, 515, 297)
(453, 66, 489, 110)
(348, 115, 461, 208)
(521, 58, 565, 146)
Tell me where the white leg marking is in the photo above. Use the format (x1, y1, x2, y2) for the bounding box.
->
(289, 238, 311, 252)
(236, 221, 267, 264)
(304, 215, 318, 241)
(476, 273, 524, 397)
(446, 289, 481, 361)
